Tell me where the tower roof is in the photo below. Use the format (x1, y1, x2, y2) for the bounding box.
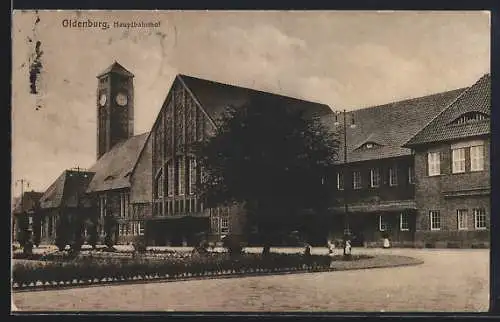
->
(97, 61, 134, 78)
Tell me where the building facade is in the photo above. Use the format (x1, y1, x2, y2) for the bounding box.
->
(327, 87, 467, 247)
(139, 74, 332, 246)
(404, 74, 490, 248)
(35, 61, 490, 249)
(38, 169, 96, 244)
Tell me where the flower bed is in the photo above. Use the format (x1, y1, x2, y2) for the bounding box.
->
(12, 253, 360, 290)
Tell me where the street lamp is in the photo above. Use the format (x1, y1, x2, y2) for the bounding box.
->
(334, 110, 356, 256)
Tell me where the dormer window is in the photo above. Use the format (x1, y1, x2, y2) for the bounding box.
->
(451, 112, 489, 125)
(104, 175, 114, 181)
(358, 142, 380, 150)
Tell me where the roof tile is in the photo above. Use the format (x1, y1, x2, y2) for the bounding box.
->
(404, 74, 491, 147)
(323, 88, 464, 163)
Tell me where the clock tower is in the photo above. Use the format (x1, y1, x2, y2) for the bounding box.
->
(96, 61, 135, 160)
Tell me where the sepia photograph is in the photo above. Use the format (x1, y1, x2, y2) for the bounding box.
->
(11, 10, 491, 312)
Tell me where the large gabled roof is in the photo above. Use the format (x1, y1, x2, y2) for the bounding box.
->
(39, 170, 94, 210)
(86, 132, 149, 193)
(404, 74, 491, 147)
(323, 88, 465, 164)
(177, 74, 333, 123)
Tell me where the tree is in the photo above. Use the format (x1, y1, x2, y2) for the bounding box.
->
(70, 211, 85, 254)
(32, 215, 41, 247)
(17, 212, 33, 256)
(103, 210, 117, 249)
(193, 97, 339, 252)
(55, 215, 70, 251)
(86, 217, 99, 249)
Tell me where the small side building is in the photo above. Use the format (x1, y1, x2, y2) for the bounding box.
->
(12, 191, 43, 243)
(38, 169, 95, 244)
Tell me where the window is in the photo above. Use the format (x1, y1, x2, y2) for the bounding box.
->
(337, 172, 344, 190)
(470, 145, 484, 171)
(457, 209, 468, 230)
(99, 195, 106, 220)
(474, 208, 487, 230)
(379, 215, 388, 232)
(370, 168, 380, 187)
(167, 161, 174, 196)
(40, 217, 45, 238)
(429, 211, 441, 231)
(365, 143, 373, 149)
(452, 112, 489, 125)
(353, 171, 362, 189)
(221, 209, 230, 234)
(210, 209, 219, 233)
(177, 157, 185, 196)
(428, 152, 440, 176)
(408, 166, 415, 184)
(155, 171, 163, 198)
(452, 148, 466, 173)
(48, 216, 53, 237)
(188, 158, 196, 195)
(389, 166, 398, 186)
(138, 222, 144, 235)
(400, 213, 409, 231)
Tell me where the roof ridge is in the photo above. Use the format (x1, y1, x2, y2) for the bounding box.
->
(349, 88, 466, 113)
(178, 73, 331, 108)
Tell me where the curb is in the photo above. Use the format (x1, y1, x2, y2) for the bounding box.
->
(12, 257, 423, 293)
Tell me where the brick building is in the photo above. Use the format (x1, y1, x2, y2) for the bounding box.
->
(326, 88, 465, 247)
(38, 169, 95, 244)
(404, 74, 491, 248)
(37, 62, 333, 247)
(35, 61, 490, 248)
(39, 63, 150, 245)
(141, 74, 332, 246)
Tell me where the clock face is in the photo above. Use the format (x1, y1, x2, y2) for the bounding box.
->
(99, 94, 107, 106)
(115, 92, 128, 106)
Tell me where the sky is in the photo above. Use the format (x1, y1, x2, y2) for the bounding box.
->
(11, 10, 490, 195)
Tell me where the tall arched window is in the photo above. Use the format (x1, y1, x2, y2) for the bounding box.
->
(167, 160, 174, 196)
(177, 157, 185, 196)
(188, 157, 197, 195)
(155, 169, 163, 199)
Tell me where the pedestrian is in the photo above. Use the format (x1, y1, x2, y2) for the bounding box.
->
(327, 239, 335, 256)
(304, 242, 311, 257)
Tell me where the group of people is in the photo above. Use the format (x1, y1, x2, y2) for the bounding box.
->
(302, 237, 352, 257)
(326, 238, 351, 256)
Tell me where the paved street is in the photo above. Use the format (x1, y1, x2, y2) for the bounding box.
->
(12, 248, 489, 312)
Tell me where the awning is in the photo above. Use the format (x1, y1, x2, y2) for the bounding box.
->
(329, 199, 417, 214)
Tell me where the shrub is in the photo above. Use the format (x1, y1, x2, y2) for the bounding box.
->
(133, 236, 147, 253)
(222, 235, 243, 257)
(12, 253, 344, 288)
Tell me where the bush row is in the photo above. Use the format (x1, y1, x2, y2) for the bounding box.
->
(12, 254, 332, 289)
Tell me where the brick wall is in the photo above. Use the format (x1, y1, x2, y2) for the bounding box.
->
(333, 156, 415, 205)
(414, 137, 490, 246)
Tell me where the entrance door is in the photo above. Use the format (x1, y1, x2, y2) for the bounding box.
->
(347, 214, 366, 247)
